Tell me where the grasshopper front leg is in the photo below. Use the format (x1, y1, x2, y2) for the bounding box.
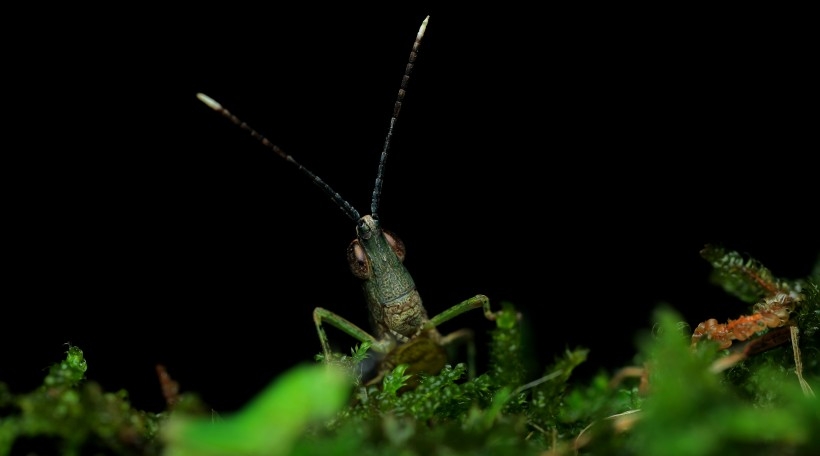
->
(316, 295, 498, 384)
(313, 307, 394, 362)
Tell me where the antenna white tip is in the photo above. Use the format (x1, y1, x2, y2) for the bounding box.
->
(196, 93, 222, 111)
(417, 16, 429, 39)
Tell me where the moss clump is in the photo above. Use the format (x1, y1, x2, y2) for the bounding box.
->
(1, 346, 164, 456)
(2, 246, 818, 455)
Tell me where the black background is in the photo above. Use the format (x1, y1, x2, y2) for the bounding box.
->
(5, 6, 817, 415)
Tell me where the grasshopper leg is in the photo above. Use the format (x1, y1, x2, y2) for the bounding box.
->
(313, 307, 390, 361)
(423, 294, 498, 380)
(424, 294, 496, 329)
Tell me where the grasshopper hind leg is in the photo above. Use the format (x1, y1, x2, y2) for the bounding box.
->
(427, 294, 499, 379)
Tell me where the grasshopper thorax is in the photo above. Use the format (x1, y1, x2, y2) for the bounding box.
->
(348, 214, 427, 342)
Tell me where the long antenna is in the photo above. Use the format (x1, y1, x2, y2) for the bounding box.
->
(196, 93, 362, 222)
(196, 15, 430, 224)
(370, 15, 429, 219)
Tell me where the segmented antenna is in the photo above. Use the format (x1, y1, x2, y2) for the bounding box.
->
(196, 15, 430, 223)
(370, 15, 429, 219)
(196, 92, 362, 222)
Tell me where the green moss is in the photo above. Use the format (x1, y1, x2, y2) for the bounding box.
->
(2, 247, 818, 455)
(0, 346, 169, 456)
(628, 308, 819, 456)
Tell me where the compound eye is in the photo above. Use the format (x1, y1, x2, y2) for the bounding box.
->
(383, 230, 406, 262)
(347, 240, 371, 279)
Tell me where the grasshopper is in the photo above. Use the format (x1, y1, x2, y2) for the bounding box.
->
(197, 16, 497, 385)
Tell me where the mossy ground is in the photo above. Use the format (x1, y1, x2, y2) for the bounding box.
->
(2, 247, 818, 455)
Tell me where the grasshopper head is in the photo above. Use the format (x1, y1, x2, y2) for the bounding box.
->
(347, 215, 407, 280)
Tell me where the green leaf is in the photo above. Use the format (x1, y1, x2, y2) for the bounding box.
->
(163, 363, 350, 456)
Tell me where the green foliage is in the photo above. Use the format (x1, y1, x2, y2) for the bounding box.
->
(794, 280, 820, 341)
(43, 345, 87, 388)
(488, 301, 528, 389)
(315, 340, 374, 386)
(627, 308, 820, 456)
(379, 363, 412, 399)
(526, 347, 590, 433)
(2, 246, 818, 455)
(162, 364, 350, 456)
(0, 346, 169, 456)
(701, 244, 789, 302)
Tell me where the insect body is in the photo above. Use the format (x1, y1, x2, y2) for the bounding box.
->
(197, 16, 497, 385)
